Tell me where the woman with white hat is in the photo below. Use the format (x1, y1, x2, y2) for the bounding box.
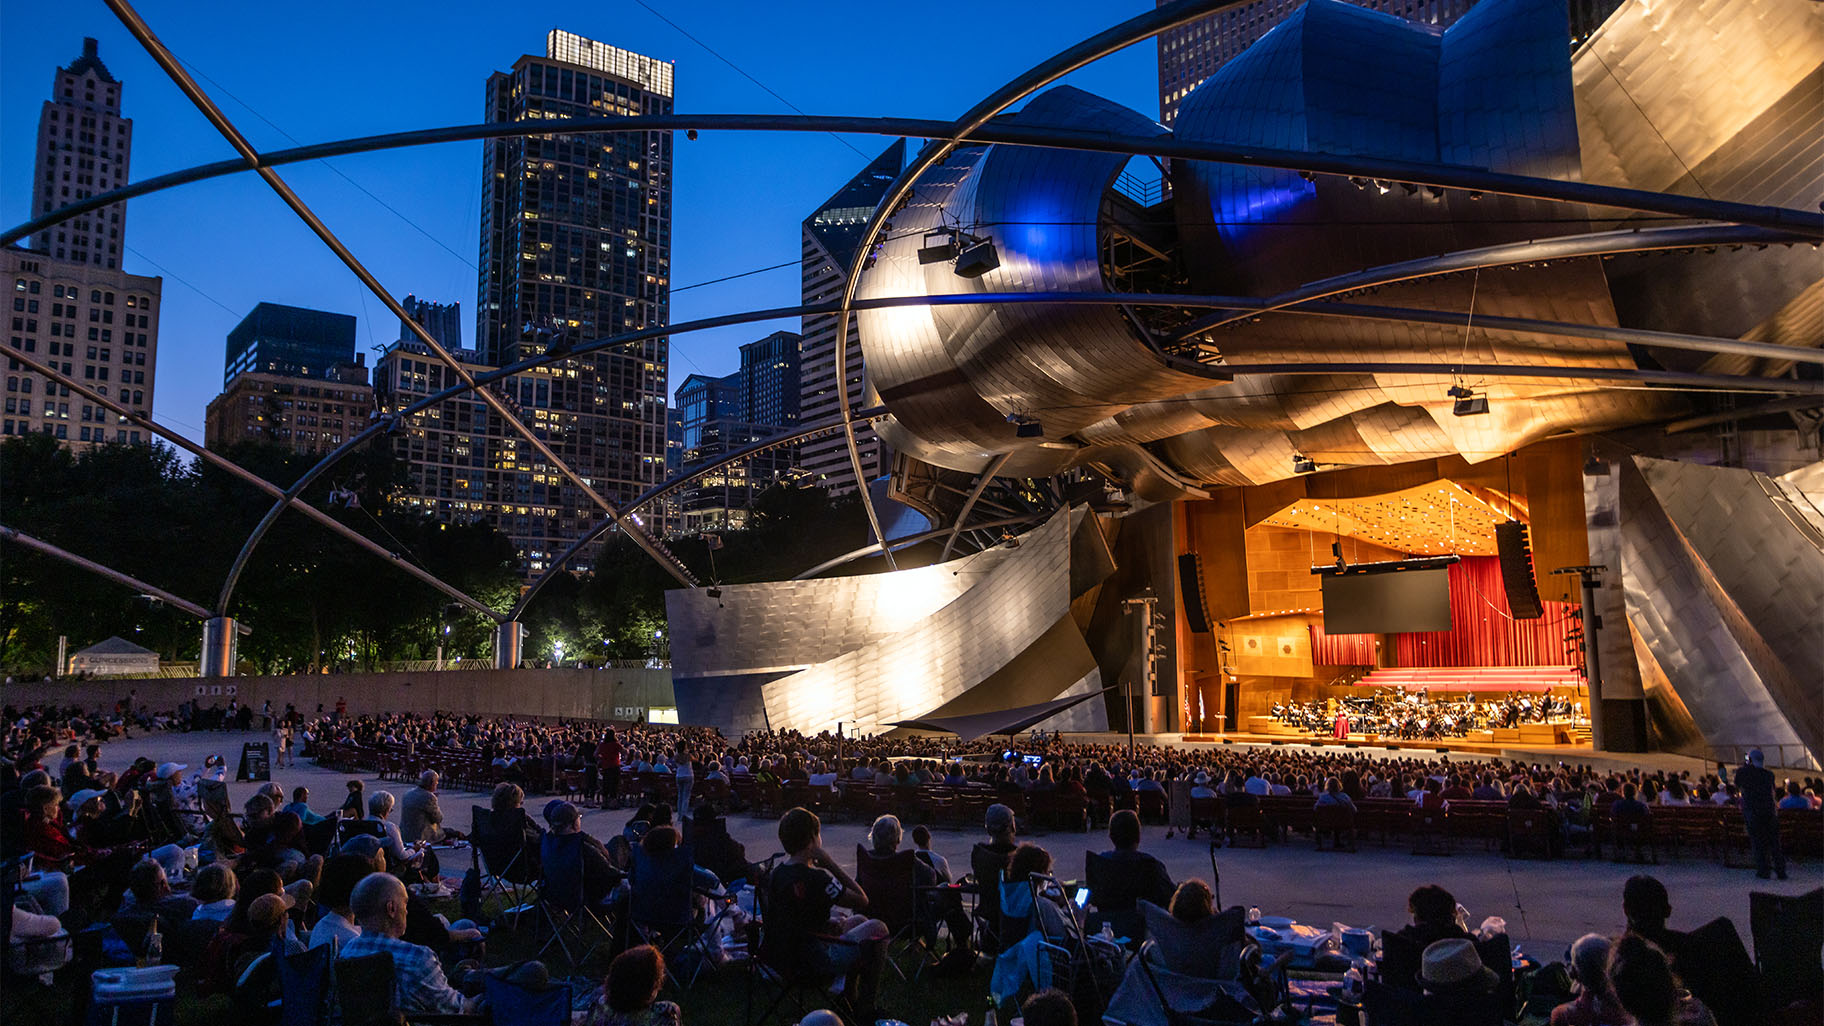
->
(1416, 937, 1504, 1026)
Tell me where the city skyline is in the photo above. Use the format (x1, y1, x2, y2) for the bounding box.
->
(1, 0, 1157, 448)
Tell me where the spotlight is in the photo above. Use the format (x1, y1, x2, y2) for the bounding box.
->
(1297, 170, 1315, 182)
(1349, 177, 1369, 190)
(686, 129, 698, 141)
(1372, 179, 1392, 195)
(1006, 413, 1044, 438)
(1292, 454, 1318, 474)
(999, 531, 1022, 549)
(1400, 182, 1419, 196)
(1583, 455, 1609, 476)
(917, 230, 958, 265)
(1425, 185, 1445, 200)
(953, 237, 1001, 278)
(1452, 395, 1489, 416)
(1446, 384, 1475, 399)
(1467, 190, 1484, 200)
(706, 586, 722, 599)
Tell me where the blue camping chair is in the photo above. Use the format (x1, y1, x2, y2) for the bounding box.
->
(275, 939, 334, 1026)
(536, 832, 611, 966)
(630, 842, 723, 988)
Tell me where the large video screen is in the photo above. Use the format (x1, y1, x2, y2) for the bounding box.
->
(1321, 567, 1451, 634)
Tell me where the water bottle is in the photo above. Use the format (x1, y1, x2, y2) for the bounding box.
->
(140, 919, 162, 967)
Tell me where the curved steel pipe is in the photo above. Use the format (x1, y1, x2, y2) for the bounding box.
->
(1196, 361, 1824, 394)
(507, 406, 889, 620)
(9, 117, 1824, 251)
(791, 513, 1047, 581)
(2, 345, 501, 619)
(216, 276, 1823, 615)
(105, 0, 695, 597)
(941, 453, 1014, 561)
(1, 523, 213, 620)
(1173, 223, 1808, 339)
(828, 0, 1261, 571)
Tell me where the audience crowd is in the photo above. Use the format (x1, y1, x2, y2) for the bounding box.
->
(3, 700, 1816, 1026)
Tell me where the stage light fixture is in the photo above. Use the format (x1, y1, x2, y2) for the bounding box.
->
(1292, 454, 1318, 474)
(1467, 190, 1484, 200)
(1401, 182, 1419, 196)
(1297, 170, 1315, 182)
(1453, 395, 1489, 416)
(1349, 177, 1369, 190)
(1372, 179, 1392, 195)
(917, 230, 959, 265)
(953, 237, 1001, 278)
(1583, 455, 1609, 476)
(1426, 186, 1445, 199)
(706, 586, 722, 599)
(1006, 413, 1044, 438)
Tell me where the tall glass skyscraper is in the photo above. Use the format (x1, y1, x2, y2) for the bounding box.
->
(476, 30, 674, 571)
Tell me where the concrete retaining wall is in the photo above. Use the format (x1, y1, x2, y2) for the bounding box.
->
(1, 667, 676, 723)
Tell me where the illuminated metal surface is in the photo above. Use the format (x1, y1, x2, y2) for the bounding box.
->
(667, 510, 1110, 735)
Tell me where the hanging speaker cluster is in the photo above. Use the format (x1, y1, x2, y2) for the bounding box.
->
(1178, 552, 1213, 633)
(1495, 521, 1544, 619)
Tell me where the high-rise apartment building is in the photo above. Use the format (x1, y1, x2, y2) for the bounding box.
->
(373, 339, 499, 528)
(3, 247, 159, 449)
(800, 140, 902, 494)
(674, 372, 739, 454)
(475, 30, 674, 568)
(223, 302, 358, 386)
(204, 366, 373, 456)
(399, 294, 463, 353)
(30, 39, 132, 269)
(1157, 0, 1621, 124)
(739, 330, 801, 432)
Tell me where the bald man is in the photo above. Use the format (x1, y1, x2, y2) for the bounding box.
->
(338, 874, 475, 1014)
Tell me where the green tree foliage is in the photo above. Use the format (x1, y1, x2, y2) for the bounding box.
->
(2, 436, 884, 675)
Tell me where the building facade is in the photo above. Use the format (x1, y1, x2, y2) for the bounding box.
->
(474, 31, 674, 569)
(674, 372, 739, 454)
(203, 367, 374, 455)
(30, 39, 132, 269)
(4, 247, 159, 449)
(799, 140, 902, 494)
(372, 339, 503, 533)
(223, 302, 358, 386)
(739, 330, 801, 432)
(398, 294, 463, 352)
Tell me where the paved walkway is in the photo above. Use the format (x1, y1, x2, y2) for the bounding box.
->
(95, 728, 1819, 964)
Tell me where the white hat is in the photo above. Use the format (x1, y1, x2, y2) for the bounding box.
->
(1419, 938, 1497, 993)
(156, 762, 187, 779)
(69, 788, 108, 811)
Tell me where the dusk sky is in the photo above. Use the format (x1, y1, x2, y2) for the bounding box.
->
(1, 0, 1160, 444)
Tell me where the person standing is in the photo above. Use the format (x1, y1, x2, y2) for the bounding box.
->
(673, 742, 694, 817)
(597, 729, 622, 810)
(1734, 749, 1786, 880)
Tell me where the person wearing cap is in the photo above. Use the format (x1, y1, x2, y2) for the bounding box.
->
(542, 800, 619, 905)
(1733, 749, 1786, 880)
(1416, 937, 1503, 1023)
(1550, 934, 1628, 1026)
(340, 873, 478, 1015)
(144, 761, 189, 841)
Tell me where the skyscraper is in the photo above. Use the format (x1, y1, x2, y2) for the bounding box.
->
(738, 330, 801, 432)
(1156, 0, 1621, 124)
(30, 39, 132, 269)
(223, 302, 358, 386)
(475, 30, 674, 569)
(6, 39, 160, 454)
(799, 140, 902, 494)
(398, 294, 463, 353)
(674, 372, 739, 454)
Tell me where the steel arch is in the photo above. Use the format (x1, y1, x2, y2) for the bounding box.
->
(106, 0, 696, 598)
(1, 523, 213, 620)
(6, 0, 1807, 630)
(212, 267, 1820, 617)
(8, 115, 1821, 276)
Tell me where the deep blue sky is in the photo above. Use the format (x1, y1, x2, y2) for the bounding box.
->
(2, 0, 1160, 443)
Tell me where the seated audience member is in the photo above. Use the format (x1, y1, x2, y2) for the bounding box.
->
(1169, 878, 1215, 924)
(1550, 934, 1629, 1026)
(1621, 875, 1684, 961)
(1090, 809, 1174, 937)
(1396, 884, 1469, 949)
(1612, 782, 1649, 819)
(1021, 987, 1078, 1026)
(972, 803, 1020, 951)
(190, 863, 238, 922)
(910, 824, 951, 882)
(283, 786, 325, 825)
(543, 799, 621, 905)
(487, 781, 544, 880)
(867, 814, 970, 957)
(309, 853, 375, 950)
(1607, 933, 1717, 1026)
(337, 780, 366, 819)
(1315, 776, 1356, 811)
(364, 790, 437, 882)
(585, 944, 681, 1026)
(1005, 843, 1073, 940)
(1418, 938, 1504, 1024)
(765, 807, 890, 1022)
(1777, 780, 1811, 811)
(400, 770, 461, 844)
(339, 873, 478, 1015)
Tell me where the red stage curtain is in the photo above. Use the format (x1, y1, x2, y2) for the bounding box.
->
(1310, 623, 1376, 665)
(1393, 556, 1573, 667)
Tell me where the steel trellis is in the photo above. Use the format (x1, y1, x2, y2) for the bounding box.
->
(1, 523, 213, 620)
(103, 0, 697, 601)
(4, 0, 1810, 623)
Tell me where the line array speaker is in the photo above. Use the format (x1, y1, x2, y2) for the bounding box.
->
(1178, 552, 1213, 633)
(1495, 521, 1545, 620)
